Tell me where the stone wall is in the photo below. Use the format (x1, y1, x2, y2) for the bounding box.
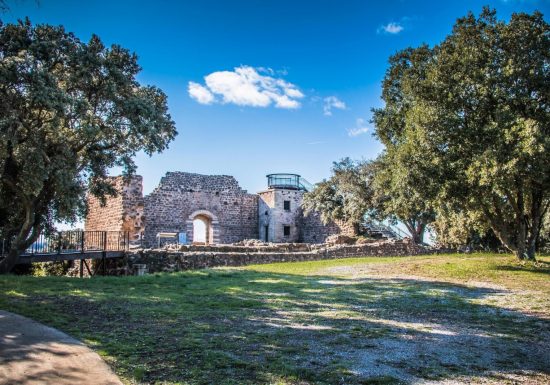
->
(300, 211, 347, 244)
(259, 188, 344, 244)
(85, 172, 350, 247)
(143, 172, 258, 247)
(258, 189, 304, 242)
(123, 239, 433, 273)
(85, 176, 144, 241)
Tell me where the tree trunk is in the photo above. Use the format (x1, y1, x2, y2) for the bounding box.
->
(0, 248, 21, 274)
(414, 223, 426, 244)
(516, 216, 527, 260)
(0, 222, 41, 274)
(351, 222, 360, 236)
(404, 219, 424, 244)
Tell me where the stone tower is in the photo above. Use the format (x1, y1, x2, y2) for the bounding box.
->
(258, 174, 308, 243)
(85, 175, 145, 242)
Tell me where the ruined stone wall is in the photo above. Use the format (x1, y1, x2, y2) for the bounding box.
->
(123, 240, 433, 273)
(85, 176, 144, 241)
(85, 172, 347, 247)
(300, 211, 343, 244)
(143, 172, 258, 247)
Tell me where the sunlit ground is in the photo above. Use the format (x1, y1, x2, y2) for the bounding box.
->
(1, 253, 549, 384)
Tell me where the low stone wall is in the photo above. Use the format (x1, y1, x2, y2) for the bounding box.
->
(123, 240, 438, 274)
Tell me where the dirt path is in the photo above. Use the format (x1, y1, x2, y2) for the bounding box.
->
(0, 310, 122, 385)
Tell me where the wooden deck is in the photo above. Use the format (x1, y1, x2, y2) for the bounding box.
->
(0, 231, 131, 276)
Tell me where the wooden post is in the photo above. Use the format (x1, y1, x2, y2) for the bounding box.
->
(57, 232, 62, 254)
(80, 231, 85, 253)
(79, 259, 83, 278)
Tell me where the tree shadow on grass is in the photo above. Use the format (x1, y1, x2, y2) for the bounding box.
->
(493, 260, 550, 275)
(2, 270, 549, 384)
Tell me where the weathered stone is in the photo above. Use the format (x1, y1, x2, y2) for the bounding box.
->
(122, 240, 437, 274)
(143, 172, 258, 247)
(85, 175, 144, 242)
(86, 171, 352, 247)
(325, 234, 357, 245)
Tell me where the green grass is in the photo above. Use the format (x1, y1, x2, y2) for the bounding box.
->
(1, 253, 549, 384)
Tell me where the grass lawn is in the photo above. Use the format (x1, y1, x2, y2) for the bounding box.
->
(1, 253, 549, 384)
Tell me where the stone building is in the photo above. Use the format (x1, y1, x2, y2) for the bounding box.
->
(143, 172, 258, 246)
(258, 174, 342, 243)
(86, 176, 145, 239)
(85, 172, 344, 246)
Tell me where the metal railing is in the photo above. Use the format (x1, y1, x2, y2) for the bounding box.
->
(362, 221, 406, 240)
(1, 231, 130, 257)
(267, 174, 314, 191)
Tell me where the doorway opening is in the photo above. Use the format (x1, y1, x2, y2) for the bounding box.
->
(192, 214, 212, 244)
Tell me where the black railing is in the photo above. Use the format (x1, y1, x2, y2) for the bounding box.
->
(1, 231, 130, 257)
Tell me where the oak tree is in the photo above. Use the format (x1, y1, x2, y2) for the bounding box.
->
(0, 20, 177, 272)
(302, 158, 376, 235)
(373, 8, 549, 260)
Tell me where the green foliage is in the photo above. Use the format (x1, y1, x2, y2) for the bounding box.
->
(371, 43, 438, 244)
(373, 8, 549, 259)
(0, 19, 177, 272)
(30, 261, 72, 276)
(302, 158, 376, 233)
(371, 153, 435, 244)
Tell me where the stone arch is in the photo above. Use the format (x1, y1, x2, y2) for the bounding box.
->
(186, 210, 220, 244)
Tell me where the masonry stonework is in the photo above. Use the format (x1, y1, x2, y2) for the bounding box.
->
(118, 239, 433, 274)
(258, 188, 343, 243)
(143, 172, 258, 247)
(258, 189, 303, 242)
(85, 176, 144, 241)
(85, 172, 346, 246)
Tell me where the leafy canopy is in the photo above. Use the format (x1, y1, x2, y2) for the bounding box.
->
(0, 19, 177, 272)
(302, 158, 376, 234)
(373, 8, 549, 259)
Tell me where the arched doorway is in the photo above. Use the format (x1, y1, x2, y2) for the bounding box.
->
(186, 210, 220, 245)
(192, 215, 211, 244)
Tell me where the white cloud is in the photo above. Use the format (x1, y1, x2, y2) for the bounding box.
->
(378, 22, 404, 34)
(347, 118, 370, 137)
(323, 96, 346, 116)
(188, 81, 215, 104)
(188, 66, 304, 109)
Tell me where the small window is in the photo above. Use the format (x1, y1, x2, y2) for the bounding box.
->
(283, 200, 291, 211)
(283, 226, 291, 237)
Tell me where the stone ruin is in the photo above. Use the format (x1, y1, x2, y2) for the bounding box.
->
(85, 172, 349, 247)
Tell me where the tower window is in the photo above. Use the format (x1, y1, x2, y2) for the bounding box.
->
(283, 200, 291, 211)
(283, 226, 291, 237)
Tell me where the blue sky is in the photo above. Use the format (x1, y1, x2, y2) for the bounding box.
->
(3, 0, 548, 194)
